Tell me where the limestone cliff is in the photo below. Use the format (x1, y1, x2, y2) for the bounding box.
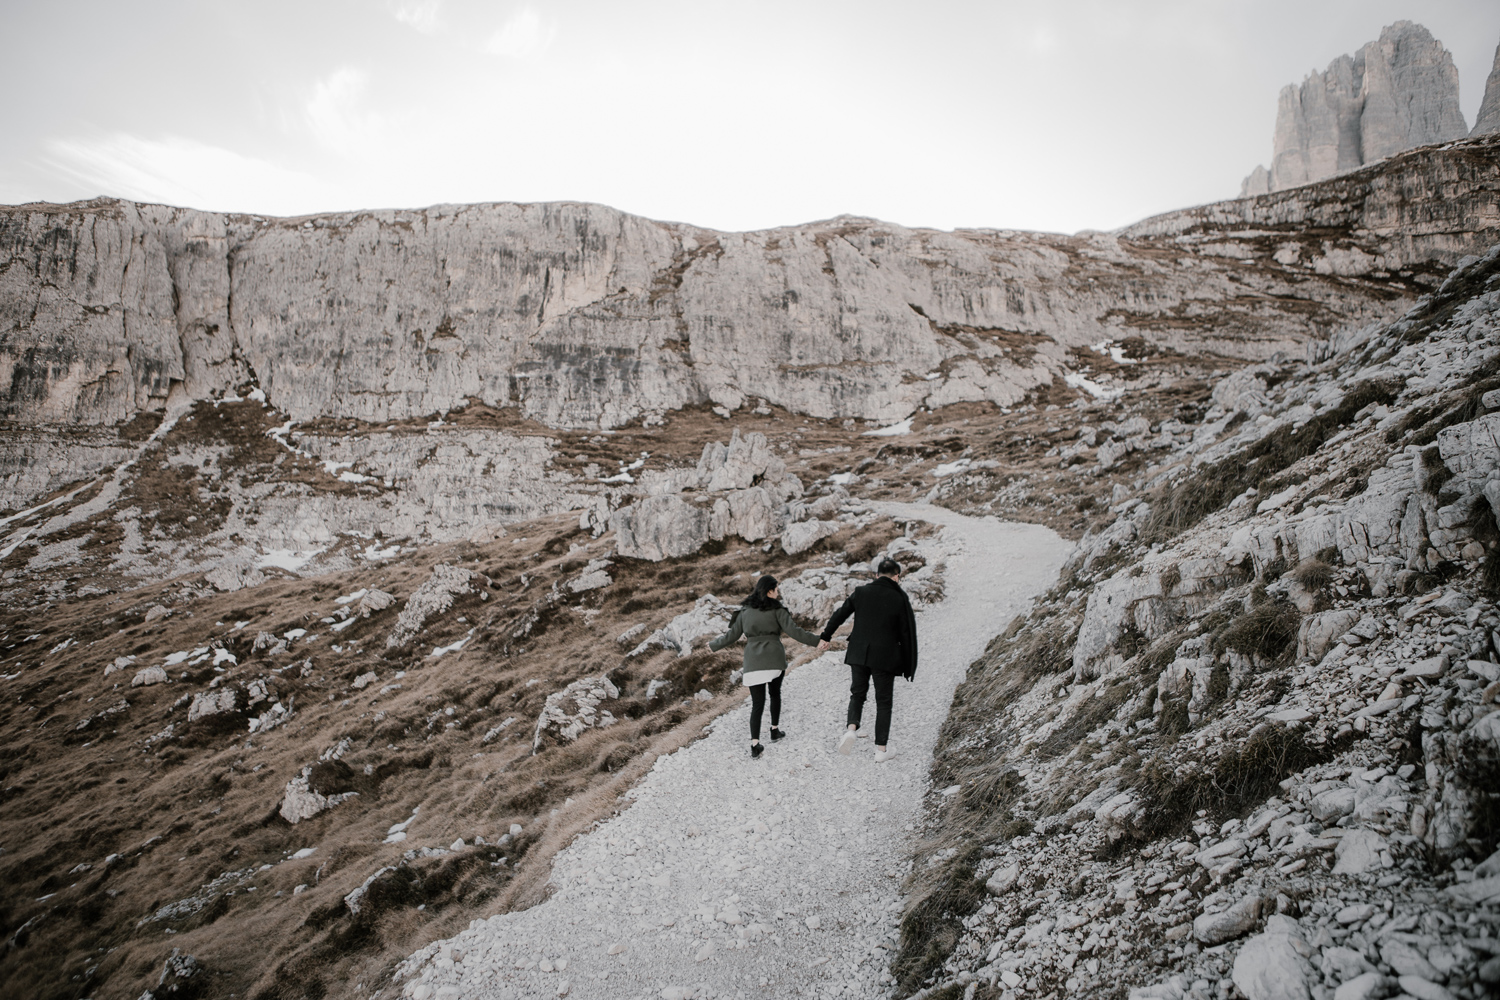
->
(4, 134, 1500, 516)
(1241, 21, 1471, 194)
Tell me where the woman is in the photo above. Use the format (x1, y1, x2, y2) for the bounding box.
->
(709, 575, 822, 758)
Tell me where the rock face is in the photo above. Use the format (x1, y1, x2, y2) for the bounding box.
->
(1242, 22, 1470, 194)
(5, 135, 1500, 506)
(1473, 42, 1500, 137)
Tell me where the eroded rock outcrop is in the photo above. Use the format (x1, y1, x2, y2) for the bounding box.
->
(531, 674, 620, 752)
(387, 564, 484, 648)
(610, 429, 814, 561)
(1472, 41, 1500, 137)
(1242, 21, 1471, 194)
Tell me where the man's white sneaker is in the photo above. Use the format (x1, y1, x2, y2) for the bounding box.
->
(838, 731, 856, 755)
(874, 748, 897, 763)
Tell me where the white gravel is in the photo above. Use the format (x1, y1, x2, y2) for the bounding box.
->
(397, 504, 1070, 1000)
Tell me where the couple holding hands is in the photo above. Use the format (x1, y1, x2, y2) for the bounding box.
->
(708, 558, 918, 761)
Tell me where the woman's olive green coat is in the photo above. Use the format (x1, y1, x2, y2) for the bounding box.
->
(709, 605, 821, 674)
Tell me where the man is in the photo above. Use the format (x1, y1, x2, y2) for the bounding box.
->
(818, 556, 918, 762)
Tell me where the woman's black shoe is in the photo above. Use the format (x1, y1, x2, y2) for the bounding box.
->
(750, 743, 764, 759)
(770, 728, 787, 742)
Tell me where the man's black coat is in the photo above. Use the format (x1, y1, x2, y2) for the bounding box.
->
(820, 576, 919, 680)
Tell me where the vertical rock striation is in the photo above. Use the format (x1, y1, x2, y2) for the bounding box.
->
(1473, 41, 1500, 137)
(1242, 21, 1470, 195)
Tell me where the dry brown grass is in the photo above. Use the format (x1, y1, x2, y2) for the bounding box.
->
(0, 486, 899, 1000)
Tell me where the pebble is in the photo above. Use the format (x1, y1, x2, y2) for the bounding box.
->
(1333, 903, 1374, 925)
(1398, 976, 1456, 1000)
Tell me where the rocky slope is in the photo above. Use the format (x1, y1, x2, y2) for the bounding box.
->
(890, 241, 1500, 1000)
(1241, 22, 1472, 196)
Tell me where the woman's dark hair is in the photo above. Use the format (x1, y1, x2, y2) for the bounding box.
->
(877, 557, 901, 577)
(743, 575, 782, 610)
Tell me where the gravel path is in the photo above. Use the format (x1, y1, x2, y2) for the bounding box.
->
(397, 504, 1071, 1000)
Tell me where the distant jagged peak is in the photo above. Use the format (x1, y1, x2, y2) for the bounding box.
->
(1240, 20, 1472, 197)
(1474, 40, 1500, 137)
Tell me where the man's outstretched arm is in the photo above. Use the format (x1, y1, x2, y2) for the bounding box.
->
(819, 593, 857, 647)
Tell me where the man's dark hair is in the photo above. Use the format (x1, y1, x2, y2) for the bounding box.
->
(877, 557, 901, 577)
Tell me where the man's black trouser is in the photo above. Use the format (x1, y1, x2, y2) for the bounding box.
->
(846, 665, 895, 745)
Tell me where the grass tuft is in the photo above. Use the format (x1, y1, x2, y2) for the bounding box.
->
(1288, 558, 1334, 591)
(892, 844, 987, 996)
(1215, 599, 1301, 666)
(1127, 725, 1331, 840)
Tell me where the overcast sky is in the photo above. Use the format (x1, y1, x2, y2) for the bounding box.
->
(1, 1, 1497, 234)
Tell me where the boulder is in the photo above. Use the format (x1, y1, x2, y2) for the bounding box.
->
(710, 487, 783, 543)
(1297, 609, 1360, 662)
(630, 595, 738, 658)
(1072, 573, 1154, 680)
(1233, 916, 1313, 1000)
(1332, 828, 1387, 875)
(188, 687, 240, 722)
(1095, 790, 1147, 841)
(1399, 976, 1457, 1000)
(776, 566, 859, 622)
(1333, 973, 1389, 1000)
(567, 559, 613, 593)
(357, 588, 395, 617)
(131, 666, 169, 687)
(1193, 895, 1261, 945)
(279, 768, 358, 824)
(1382, 940, 1442, 981)
(1320, 947, 1375, 983)
(204, 555, 267, 592)
(985, 863, 1021, 895)
(1310, 787, 1356, 821)
(697, 429, 794, 495)
(781, 519, 840, 555)
(613, 495, 712, 561)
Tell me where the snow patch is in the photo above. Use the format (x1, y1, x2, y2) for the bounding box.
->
(862, 417, 914, 437)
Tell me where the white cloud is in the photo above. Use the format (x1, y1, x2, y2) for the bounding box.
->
(389, 0, 441, 34)
(305, 68, 383, 154)
(41, 133, 343, 215)
(485, 7, 556, 59)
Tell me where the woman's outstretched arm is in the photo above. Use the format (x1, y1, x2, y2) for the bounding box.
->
(708, 610, 744, 652)
(776, 609, 822, 647)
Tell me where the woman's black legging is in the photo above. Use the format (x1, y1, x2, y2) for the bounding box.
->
(748, 674, 783, 741)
